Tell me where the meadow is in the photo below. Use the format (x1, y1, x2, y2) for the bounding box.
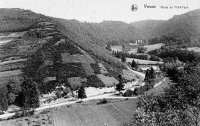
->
(187, 47, 200, 53)
(143, 43, 164, 52)
(126, 57, 163, 65)
(52, 99, 137, 126)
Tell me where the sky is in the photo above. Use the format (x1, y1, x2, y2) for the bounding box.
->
(0, 0, 199, 23)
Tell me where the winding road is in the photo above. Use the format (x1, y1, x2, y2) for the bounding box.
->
(0, 66, 166, 119)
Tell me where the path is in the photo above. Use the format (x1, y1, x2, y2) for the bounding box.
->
(0, 66, 165, 119)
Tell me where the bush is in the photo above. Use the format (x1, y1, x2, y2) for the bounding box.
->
(78, 86, 87, 99)
(137, 47, 147, 53)
(97, 98, 108, 105)
(90, 63, 101, 74)
(133, 87, 145, 96)
(123, 89, 134, 97)
(86, 75, 105, 87)
(149, 55, 161, 61)
(0, 86, 9, 111)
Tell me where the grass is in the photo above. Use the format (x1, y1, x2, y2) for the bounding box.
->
(0, 62, 25, 72)
(187, 47, 200, 53)
(143, 43, 164, 52)
(126, 57, 163, 65)
(0, 70, 22, 78)
(55, 41, 83, 55)
(81, 63, 95, 76)
(59, 63, 85, 78)
(96, 74, 118, 87)
(86, 75, 105, 87)
(111, 45, 123, 52)
(52, 99, 137, 126)
(0, 113, 54, 126)
(90, 63, 101, 74)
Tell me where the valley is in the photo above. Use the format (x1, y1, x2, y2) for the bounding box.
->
(0, 7, 199, 126)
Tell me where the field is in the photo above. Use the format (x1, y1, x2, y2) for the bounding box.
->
(111, 45, 123, 52)
(126, 57, 163, 65)
(187, 47, 200, 53)
(0, 112, 54, 126)
(143, 43, 164, 52)
(0, 69, 22, 78)
(0, 99, 137, 126)
(52, 99, 137, 126)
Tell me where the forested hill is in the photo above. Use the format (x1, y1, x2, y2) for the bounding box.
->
(0, 8, 199, 46)
(130, 9, 200, 45)
(0, 8, 50, 32)
(50, 19, 151, 46)
(0, 8, 152, 46)
(130, 20, 166, 38)
(159, 9, 200, 44)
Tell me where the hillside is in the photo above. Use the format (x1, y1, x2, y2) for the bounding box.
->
(0, 8, 50, 32)
(51, 19, 152, 46)
(159, 9, 200, 44)
(130, 20, 166, 38)
(130, 9, 200, 45)
(0, 8, 140, 107)
(0, 20, 127, 91)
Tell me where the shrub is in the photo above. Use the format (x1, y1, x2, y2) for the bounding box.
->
(97, 98, 108, 105)
(78, 86, 87, 99)
(149, 55, 161, 61)
(133, 86, 145, 96)
(90, 63, 101, 74)
(55, 41, 83, 55)
(86, 75, 105, 87)
(59, 63, 85, 77)
(137, 47, 147, 53)
(123, 89, 134, 97)
(0, 86, 9, 111)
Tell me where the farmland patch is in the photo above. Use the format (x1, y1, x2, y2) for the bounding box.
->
(82, 63, 95, 76)
(86, 75, 105, 87)
(126, 57, 163, 65)
(67, 77, 86, 90)
(98, 63, 108, 74)
(0, 69, 22, 78)
(96, 74, 118, 87)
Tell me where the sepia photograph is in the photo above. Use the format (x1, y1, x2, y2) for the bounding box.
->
(0, 0, 199, 125)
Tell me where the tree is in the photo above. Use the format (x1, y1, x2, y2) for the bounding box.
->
(0, 86, 8, 111)
(116, 74, 124, 93)
(137, 47, 147, 53)
(144, 69, 151, 82)
(131, 59, 138, 69)
(150, 67, 156, 79)
(21, 78, 40, 110)
(8, 93, 16, 104)
(78, 85, 87, 99)
(127, 64, 200, 126)
(106, 43, 112, 51)
(121, 54, 126, 62)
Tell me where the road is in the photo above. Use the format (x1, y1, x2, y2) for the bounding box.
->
(0, 66, 165, 119)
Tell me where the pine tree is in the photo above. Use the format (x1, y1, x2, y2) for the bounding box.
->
(0, 86, 8, 111)
(121, 54, 126, 62)
(150, 67, 156, 79)
(78, 85, 87, 99)
(21, 78, 40, 110)
(106, 43, 112, 51)
(144, 69, 151, 82)
(131, 59, 138, 69)
(116, 74, 124, 92)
